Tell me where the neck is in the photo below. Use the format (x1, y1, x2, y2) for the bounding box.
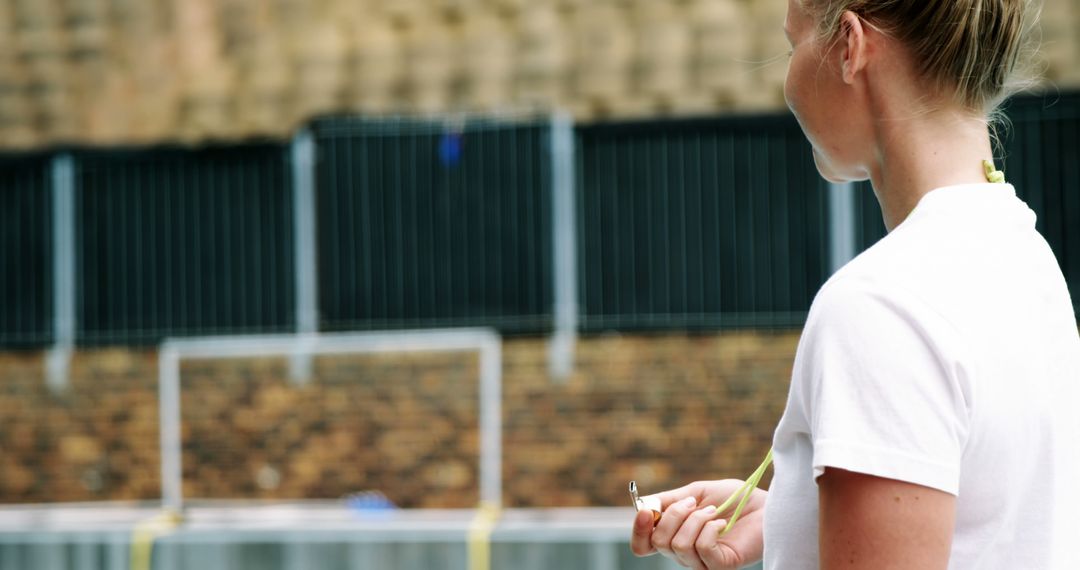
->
(867, 109, 996, 232)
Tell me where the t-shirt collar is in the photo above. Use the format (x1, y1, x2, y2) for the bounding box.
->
(895, 183, 1020, 231)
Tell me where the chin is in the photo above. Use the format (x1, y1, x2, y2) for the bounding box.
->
(812, 148, 865, 185)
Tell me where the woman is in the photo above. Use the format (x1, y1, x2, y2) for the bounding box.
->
(630, 0, 1080, 568)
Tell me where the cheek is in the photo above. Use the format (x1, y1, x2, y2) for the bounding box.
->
(783, 57, 800, 113)
(784, 51, 818, 121)
(785, 55, 847, 175)
(784, 55, 818, 136)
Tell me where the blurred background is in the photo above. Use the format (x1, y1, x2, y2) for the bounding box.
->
(0, 0, 1077, 568)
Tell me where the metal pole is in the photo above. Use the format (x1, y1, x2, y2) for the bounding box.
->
(547, 111, 578, 382)
(46, 154, 75, 394)
(159, 347, 183, 513)
(478, 334, 502, 507)
(290, 129, 318, 385)
(828, 182, 857, 274)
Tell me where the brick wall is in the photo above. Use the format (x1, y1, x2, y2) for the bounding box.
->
(0, 0, 1076, 150)
(0, 331, 797, 507)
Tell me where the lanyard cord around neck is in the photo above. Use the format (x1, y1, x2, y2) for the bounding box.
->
(711, 159, 1007, 536)
(984, 160, 1006, 184)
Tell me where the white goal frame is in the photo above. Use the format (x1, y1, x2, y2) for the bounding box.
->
(158, 329, 503, 512)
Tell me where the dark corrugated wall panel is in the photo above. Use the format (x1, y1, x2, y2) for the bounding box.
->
(75, 145, 294, 344)
(576, 114, 830, 331)
(1002, 92, 1080, 317)
(0, 155, 52, 346)
(313, 118, 553, 334)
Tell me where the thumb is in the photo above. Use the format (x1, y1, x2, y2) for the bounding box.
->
(630, 508, 658, 557)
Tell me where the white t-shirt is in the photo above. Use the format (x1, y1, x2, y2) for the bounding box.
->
(763, 183, 1080, 569)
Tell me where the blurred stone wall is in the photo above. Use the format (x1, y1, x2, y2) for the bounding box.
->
(0, 0, 1076, 150)
(0, 332, 794, 507)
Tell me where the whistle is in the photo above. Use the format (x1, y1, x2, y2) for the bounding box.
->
(629, 481, 662, 526)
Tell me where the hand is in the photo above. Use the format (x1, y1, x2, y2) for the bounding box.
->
(630, 480, 766, 570)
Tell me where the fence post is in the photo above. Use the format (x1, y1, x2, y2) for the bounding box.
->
(291, 129, 318, 385)
(46, 154, 75, 394)
(548, 111, 578, 382)
(828, 181, 857, 275)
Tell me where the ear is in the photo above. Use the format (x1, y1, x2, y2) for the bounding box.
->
(838, 11, 868, 84)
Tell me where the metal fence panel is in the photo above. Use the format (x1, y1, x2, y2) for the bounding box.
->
(3, 97, 1077, 346)
(1003, 93, 1080, 316)
(0, 154, 52, 346)
(312, 118, 553, 334)
(576, 115, 831, 331)
(75, 145, 294, 344)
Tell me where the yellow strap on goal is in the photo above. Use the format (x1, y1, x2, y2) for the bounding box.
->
(467, 501, 501, 570)
(130, 509, 182, 570)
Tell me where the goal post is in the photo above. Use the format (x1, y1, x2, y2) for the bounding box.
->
(157, 329, 503, 513)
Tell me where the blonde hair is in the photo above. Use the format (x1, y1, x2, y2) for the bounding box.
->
(803, 0, 1034, 115)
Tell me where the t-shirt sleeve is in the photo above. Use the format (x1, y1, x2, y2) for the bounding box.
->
(798, 277, 974, 496)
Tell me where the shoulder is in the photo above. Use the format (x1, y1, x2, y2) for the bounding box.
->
(806, 214, 970, 344)
(802, 271, 970, 375)
(797, 270, 976, 410)
(805, 272, 940, 338)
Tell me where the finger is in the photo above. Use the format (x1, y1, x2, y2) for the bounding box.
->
(646, 481, 708, 511)
(696, 519, 741, 569)
(697, 510, 765, 570)
(712, 509, 766, 567)
(671, 506, 719, 570)
(651, 496, 698, 558)
(630, 508, 658, 557)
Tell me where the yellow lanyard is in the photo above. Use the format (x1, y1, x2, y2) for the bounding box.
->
(984, 160, 1006, 184)
(712, 449, 772, 535)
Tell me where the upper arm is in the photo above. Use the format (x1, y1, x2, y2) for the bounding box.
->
(818, 467, 955, 570)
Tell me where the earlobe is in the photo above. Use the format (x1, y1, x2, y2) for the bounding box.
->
(839, 11, 866, 85)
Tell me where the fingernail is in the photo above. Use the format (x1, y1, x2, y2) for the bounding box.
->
(681, 496, 697, 507)
(701, 506, 717, 516)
